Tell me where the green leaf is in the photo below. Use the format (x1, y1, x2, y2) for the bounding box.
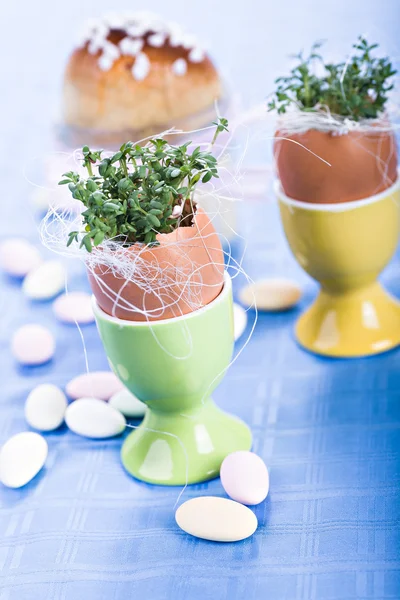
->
(93, 231, 105, 246)
(82, 235, 93, 252)
(67, 231, 78, 247)
(86, 180, 98, 192)
(147, 213, 161, 227)
(61, 126, 222, 247)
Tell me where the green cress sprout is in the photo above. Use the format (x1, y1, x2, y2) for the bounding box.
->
(268, 37, 396, 120)
(59, 118, 229, 252)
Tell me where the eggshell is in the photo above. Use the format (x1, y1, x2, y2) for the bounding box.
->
(66, 371, 124, 401)
(274, 127, 398, 204)
(87, 209, 225, 321)
(53, 291, 94, 324)
(175, 496, 258, 542)
(0, 432, 48, 488)
(11, 324, 55, 365)
(233, 302, 247, 341)
(220, 451, 269, 505)
(109, 388, 146, 418)
(65, 397, 126, 438)
(23, 260, 66, 300)
(239, 278, 302, 311)
(0, 238, 42, 277)
(25, 384, 67, 431)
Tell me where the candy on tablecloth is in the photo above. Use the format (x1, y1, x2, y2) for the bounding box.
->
(25, 384, 67, 431)
(12, 324, 55, 365)
(65, 397, 126, 438)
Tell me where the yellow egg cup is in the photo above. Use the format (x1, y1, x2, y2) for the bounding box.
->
(276, 178, 400, 358)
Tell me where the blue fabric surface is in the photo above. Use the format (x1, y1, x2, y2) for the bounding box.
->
(1, 199, 400, 599)
(1, 0, 400, 597)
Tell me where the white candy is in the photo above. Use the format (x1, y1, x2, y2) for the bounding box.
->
(0, 432, 48, 488)
(239, 278, 302, 311)
(175, 497, 258, 542)
(23, 260, 66, 300)
(12, 324, 55, 366)
(66, 371, 123, 401)
(25, 384, 67, 431)
(132, 52, 150, 81)
(172, 58, 187, 76)
(109, 388, 146, 418)
(0, 238, 42, 278)
(233, 302, 247, 341)
(65, 398, 126, 439)
(53, 292, 94, 325)
(220, 451, 269, 505)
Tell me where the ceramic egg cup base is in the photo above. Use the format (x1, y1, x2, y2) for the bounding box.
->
(93, 273, 252, 486)
(121, 398, 252, 485)
(296, 281, 400, 358)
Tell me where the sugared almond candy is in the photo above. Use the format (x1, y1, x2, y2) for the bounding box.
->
(53, 292, 94, 325)
(175, 497, 257, 542)
(25, 384, 67, 431)
(220, 451, 269, 505)
(23, 260, 66, 300)
(66, 371, 124, 401)
(109, 388, 146, 418)
(11, 324, 55, 366)
(239, 278, 302, 311)
(65, 398, 126, 439)
(0, 238, 42, 278)
(0, 432, 48, 488)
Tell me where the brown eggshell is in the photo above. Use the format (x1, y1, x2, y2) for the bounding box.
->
(274, 127, 398, 203)
(87, 209, 225, 321)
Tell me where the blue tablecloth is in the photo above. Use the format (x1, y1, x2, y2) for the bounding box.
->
(1, 197, 400, 599)
(1, 0, 400, 596)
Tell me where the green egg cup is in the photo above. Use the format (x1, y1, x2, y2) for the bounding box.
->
(92, 274, 252, 485)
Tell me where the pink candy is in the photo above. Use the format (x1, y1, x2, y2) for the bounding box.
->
(53, 292, 94, 324)
(66, 371, 124, 401)
(11, 324, 55, 366)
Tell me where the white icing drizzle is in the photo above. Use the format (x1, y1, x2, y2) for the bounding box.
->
(102, 40, 120, 60)
(189, 47, 205, 63)
(119, 37, 143, 56)
(98, 54, 114, 71)
(132, 52, 150, 81)
(88, 37, 104, 55)
(79, 13, 206, 80)
(172, 58, 187, 76)
(148, 33, 165, 48)
(126, 24, 148, 37)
